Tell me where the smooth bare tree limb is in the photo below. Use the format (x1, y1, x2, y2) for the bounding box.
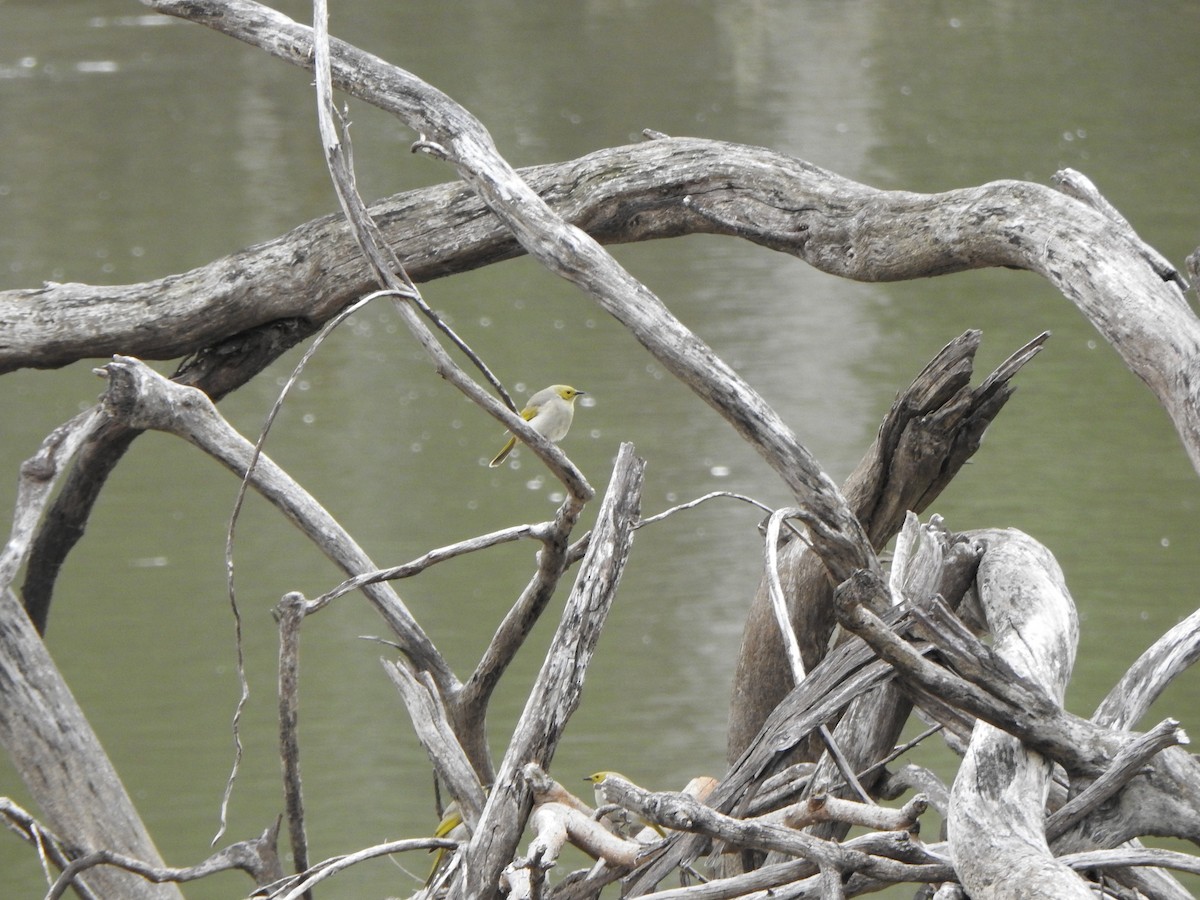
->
(384, 662, 487, 832)
(459, 515, 583, 738)
(1093, 605, 1200, 732)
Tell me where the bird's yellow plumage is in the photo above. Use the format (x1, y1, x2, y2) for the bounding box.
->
(426, 801, 465, 884)
(489, 384, 585, 467)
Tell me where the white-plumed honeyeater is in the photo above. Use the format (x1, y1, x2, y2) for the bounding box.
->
(489, 385, 585, 467)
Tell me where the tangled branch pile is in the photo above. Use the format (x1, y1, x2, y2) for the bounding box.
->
(2, 2, 1199, 899)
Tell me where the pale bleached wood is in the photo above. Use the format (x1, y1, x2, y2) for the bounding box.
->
(120, 3, 875, 611)
(0, 585, 183, 900)
(728, 332, 1034, 765)
(96, 356, 451, 688)
(3, 2, 1198, 895)
(454, 444, 645, 899)
(946, 529, 1092, 899)
(5, 136, 1198, 481)
(1093, 605, 1200, 732)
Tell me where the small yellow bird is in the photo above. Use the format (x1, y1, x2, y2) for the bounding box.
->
(426, 800, 466, 884)
(489, 384, 586, 468)
(585, 771, 665, 838)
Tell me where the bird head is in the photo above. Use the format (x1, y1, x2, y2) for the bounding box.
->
(553, 385, 585, 403)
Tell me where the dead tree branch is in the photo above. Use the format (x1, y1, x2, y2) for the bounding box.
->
(96, 355, 449, 684)
(454, 443, 645, 898)
(728, 330, 1043, 761)
(0, 411, 180, 899)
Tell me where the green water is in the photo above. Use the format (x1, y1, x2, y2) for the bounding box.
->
(2, 2, 1199, 896)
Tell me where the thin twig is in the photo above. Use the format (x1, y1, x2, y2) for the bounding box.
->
(304, 522, 547, 613)
(213, 287, 393, 846)
(309, 0, 567, 495)
(636, 491, 776, 527)
(0, 800, 100, 900)
(763, 507, 873, 805)
(854, 724, 946, 784)
(764, 507, 809, 681)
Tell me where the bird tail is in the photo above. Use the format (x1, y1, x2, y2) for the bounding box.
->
(489, 435, 517, 467)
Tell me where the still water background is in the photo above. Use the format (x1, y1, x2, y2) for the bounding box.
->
(3, 1, 1200, 896)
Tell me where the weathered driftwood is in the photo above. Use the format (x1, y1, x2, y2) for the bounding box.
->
(98, 358, 448, 684)
(829, 544, 1200, 897)
(13, 0, 1198, 670)
(453, 444, 645, 900)
(4, 2, 1200, 898)
(21, 318, 319, 635)
(1093, 605, 1200, 732)
(728, 330, 1041, 766)
(792, 517, 979, 850)
(4, 150, 1197, 486)
(0, 409, 180, 899)
(5, 149, 1195, 489)
(627, 510, 1200, 897)
(945, 530, 1092, 899)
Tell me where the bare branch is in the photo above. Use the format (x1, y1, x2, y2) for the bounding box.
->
(946, 530, 1090, 899)
(597, 773, 946, 886)
(1093, 606, 1200, 731)
(95, 355, 452, 687)
(454, 444, 646, 898)
(140, 0, 876, 588)
(307, 521, 550, 614)
(460, 509, 583, 730)
(274, 592, 311, 892)
(0, 408, 103, 594)
(45, 819, 284, 900)
(1047, 718, 1188, 843)
(0, 405, 178, 898)
(264, 837, 457, 900)
(384, 662, 487, 830)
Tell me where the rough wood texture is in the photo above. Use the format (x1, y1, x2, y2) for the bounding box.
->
(727, 331, 1042, 762)
(1093, 605, 1200, 732)
(4, 137, 1197, 479)
(453, 444, 644, 900)
(4, 2, 1200, 896)
(0, 411, 180, 899)
(127, 2, 883, 599)
(946, 529, 1092, 899)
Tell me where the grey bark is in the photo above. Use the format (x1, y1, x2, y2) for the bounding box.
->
(3, 2, 1200, 897)
(946, 530, 1093, 899)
